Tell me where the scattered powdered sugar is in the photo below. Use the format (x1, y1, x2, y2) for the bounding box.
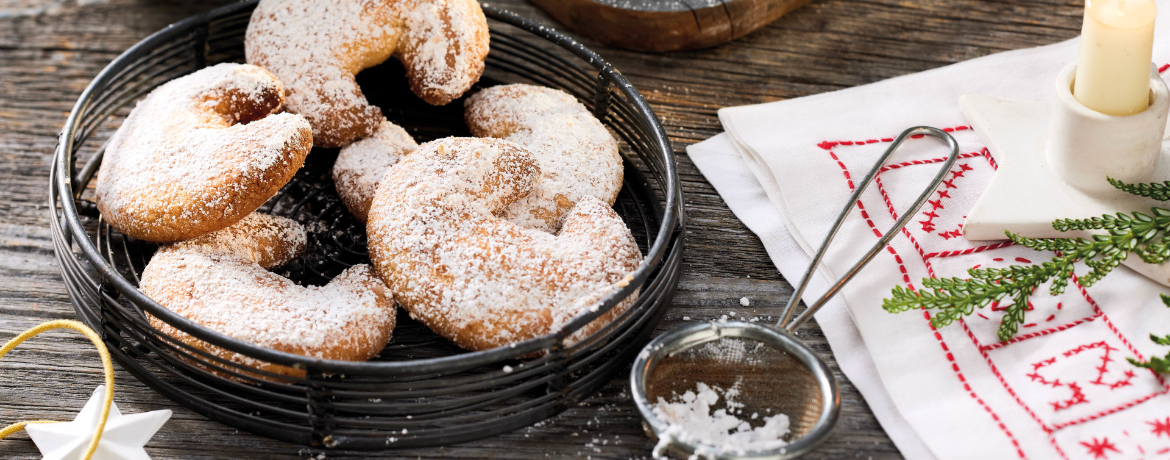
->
(332, 119, 419, 222)
(465, 84, 623, 233)
(652, 382, 790, 458)
(94, 62, 311, 243)
(245, 0, 488, 146)
(366, 138, 642, 351)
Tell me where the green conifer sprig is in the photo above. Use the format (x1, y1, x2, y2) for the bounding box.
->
(1130, 355, 1170, 374)
(882, 178, 1170, 374)
(882, 208, 1170, 342)
(1109, 177, 1170, 201)
(1127, 294, 1170, 374)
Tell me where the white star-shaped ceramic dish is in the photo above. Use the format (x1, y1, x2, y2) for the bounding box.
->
(960, 64, 1170, 285)
(25, 386, 171, 460)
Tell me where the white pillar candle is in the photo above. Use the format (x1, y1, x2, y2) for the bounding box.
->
(1073, 0, 1157, 116)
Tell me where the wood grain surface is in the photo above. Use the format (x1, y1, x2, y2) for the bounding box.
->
(0, 0, 1082, 458)
(528, 0, 814, 52)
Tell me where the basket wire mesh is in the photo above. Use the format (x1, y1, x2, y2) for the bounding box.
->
(49, 2, 684, 449)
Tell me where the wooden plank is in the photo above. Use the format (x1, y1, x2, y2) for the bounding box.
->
(0, 0, 1085, 457)
(527, 0, 815, 52)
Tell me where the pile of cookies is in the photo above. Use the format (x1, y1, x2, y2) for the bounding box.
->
(94, 0, 643, 378)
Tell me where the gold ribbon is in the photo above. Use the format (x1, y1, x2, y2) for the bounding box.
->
(0, 320, 115, 460)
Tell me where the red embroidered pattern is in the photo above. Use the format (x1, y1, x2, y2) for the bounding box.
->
(981, 311, 1100, 352)
(1026, 342, 1137, 413)
(1080, 437, 1120, 459)
(820, 126, 1027, 458)
(1074, 342, 1136, 390)
(1030, 363, 1087, 412)
(1149, 418, 1170, 438)
(817, 119, 1170, 459)
(918, 162, 974, 234)
(961, 319, 1055, 433)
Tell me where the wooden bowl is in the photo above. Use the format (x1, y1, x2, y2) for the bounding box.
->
(530, 0, 813, 52)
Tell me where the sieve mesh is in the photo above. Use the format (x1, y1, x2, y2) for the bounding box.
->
(645, 336, 824, 444)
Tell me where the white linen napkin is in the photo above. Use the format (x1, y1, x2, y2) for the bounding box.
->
(689, 4, 1170, 458)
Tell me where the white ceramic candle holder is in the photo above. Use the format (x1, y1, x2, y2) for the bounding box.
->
(1050, 64, 1168, 194)
(961, 63, 1170, 285)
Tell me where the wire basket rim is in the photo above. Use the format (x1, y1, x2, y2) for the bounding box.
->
(51, 1, 683, 375)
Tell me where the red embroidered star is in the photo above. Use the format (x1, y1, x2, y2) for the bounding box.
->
(1149, 417, 1170, 438)
(942, 178, 957, 189)
(960, 163, 974, 171)
(1080, 437, 1120, 459)
(937, 190, 951, 199)
(950, 169, 966, 178)
(928, 199, 943, 210)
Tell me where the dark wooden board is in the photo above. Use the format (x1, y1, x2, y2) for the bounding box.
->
(0, 0, 1083, 458)
(528, 0, 814, 52)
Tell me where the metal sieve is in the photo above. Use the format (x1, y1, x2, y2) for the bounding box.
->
(631, 126, 960, 459)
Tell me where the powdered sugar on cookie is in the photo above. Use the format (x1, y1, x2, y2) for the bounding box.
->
(465, 84, 623, 233)
(170, 212, 307, 268)
(245, 0, 488, 147)
(142, 213, 397, 379)
(333, 119, 419, 223)
(95, 63, 312, 243)
(366, 138, 641, 351)
(400, 0, 488, 101)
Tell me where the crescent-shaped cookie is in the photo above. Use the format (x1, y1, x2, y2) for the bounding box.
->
(245, 0, 490, 147)
(95, 63, 312, 243)
(465, 84, 623, 232)
(332, 119, 418, 223)
(142, 213, 397, 379)
(366, 138, 641, 351)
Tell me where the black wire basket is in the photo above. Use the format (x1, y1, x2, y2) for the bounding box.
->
(48, 1, 683, 450)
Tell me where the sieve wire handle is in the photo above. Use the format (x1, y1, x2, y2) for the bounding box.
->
(778, 126, 960, 331)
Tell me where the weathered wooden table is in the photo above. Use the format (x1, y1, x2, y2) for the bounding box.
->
(0, 0, 1082, 458)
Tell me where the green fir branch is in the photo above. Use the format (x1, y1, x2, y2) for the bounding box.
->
(882, 208, 1170, 343)
(1108, 176, 1170, 201)
(1127, 294, 1170, 373)
(882, 178, 1170, 373)
(1128, 355, 1170, 374)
